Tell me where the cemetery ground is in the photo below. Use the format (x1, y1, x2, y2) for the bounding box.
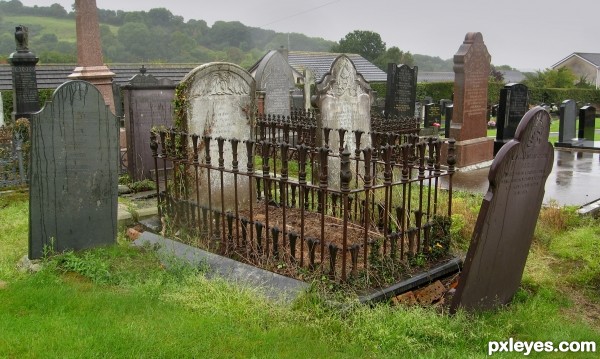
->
(486, 116, 600, 143)
(1, 188, 599, 357)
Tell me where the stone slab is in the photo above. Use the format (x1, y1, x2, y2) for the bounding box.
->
(134, 231, 309, 303)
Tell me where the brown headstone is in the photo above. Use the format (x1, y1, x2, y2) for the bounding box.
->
(450, 107, 554, 313)
(68, 0, 115, 112)
(449, 32, 494, 168)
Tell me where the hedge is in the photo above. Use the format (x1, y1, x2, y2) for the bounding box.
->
(2, 89, 55, 124)
(2, 85, 600, 125)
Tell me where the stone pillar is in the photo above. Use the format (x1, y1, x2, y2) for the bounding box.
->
(8, 25, 40, 122)
(68, 0, 115, 112)
(448, 32, 494, 169)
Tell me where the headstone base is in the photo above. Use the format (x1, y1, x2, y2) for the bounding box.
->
(442, 137, 494, 169)
(69, 65, 116, 112)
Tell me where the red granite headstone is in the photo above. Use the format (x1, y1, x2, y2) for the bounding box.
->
(448, 32, 494, 168)
(450, 107, 554, 312)
(68, 0, 115, 112)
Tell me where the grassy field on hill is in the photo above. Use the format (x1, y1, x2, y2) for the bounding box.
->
(1, 189, 599, 357)
(3, 15, 118, 43)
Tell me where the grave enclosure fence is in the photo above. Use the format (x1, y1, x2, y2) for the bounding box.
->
(0, 125, 28, 189)
(150, 125, 456, 284)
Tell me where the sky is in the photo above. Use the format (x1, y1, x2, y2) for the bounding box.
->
(18, 0, 599, 71)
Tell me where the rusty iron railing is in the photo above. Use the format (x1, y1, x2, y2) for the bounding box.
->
(150, 127, 456, 282)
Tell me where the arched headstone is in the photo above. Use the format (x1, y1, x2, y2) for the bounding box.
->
(29, 80, 119, 259)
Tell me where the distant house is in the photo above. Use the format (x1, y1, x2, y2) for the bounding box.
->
(551, 53, 600, 89)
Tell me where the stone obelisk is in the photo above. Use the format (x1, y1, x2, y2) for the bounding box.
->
(68, 0, 115, 112)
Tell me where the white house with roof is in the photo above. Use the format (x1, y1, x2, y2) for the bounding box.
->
(552, 53, 600, 89)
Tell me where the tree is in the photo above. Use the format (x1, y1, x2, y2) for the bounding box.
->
(490, 65, 505, 82)
(523, 67, 577, 88)
(332, 30, 386, 62)
(374, 46, 414, 71)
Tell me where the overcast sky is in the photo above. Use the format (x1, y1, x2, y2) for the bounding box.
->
(19, 0, 599, 71)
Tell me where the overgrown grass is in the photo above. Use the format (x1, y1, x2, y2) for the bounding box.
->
(1, 192, 599, 358)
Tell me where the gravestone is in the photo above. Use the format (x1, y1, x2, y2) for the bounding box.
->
(444, 104, 453, 138)
(578, 105, 596, 142)
(385, 63, 418, 118)
(450, 106, 554, 313)
(315, 55, 373, 185)
(122, 67, 176, 181)
(424, 103, 441, 127)
(179, 62, 256, 210)
(8, 25, 40, 121)
(29, 80, 119, 259)
(254, 50, 295, 117)
(494, 83, 529, 154)
(291, 88, 304, 109)
(303, 68, 315, 110)
(448, 32, 494, 168)
(555, 99, 577, 147)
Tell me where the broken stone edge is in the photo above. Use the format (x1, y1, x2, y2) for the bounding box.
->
(358, 257, 463, 304)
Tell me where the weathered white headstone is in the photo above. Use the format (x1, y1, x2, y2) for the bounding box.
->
(180, 62, 256, 210)
(255, 50, 295, 117)
(315, 55, 373, 185)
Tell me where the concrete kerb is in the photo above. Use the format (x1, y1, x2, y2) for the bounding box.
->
(133, 231, 310, 303)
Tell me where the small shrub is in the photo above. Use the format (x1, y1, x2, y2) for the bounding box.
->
(128, 179, 156, 193)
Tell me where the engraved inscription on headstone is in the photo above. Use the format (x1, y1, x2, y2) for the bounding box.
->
(29, 81, 119, 259)
(255, 50, 295, 118)
(123, 70, 176, 181)
(448, 32, 494, 168)
(315, 55, 372, 185)
(495, 83, 529, 154)
(556, 99, 577, 146)
(180, 62, 256, 210)
(450, 107, 554, 313)
(424, 103, 441, 128)
(385, 63, 417, 118)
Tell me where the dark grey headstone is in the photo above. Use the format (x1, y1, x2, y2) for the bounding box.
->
(123, 70, 176, 181)
(8, 26, 40, 121)
(495, 83, 529, 154)
(450, 106, 554, 313)
(578, 105, 596, 141)
(556, 99, 577, 146)
(255, 50, 295, 117)
(385, 63, 418, 118)
(29, 80, 119, 259)
(424, 103, 441, 128)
